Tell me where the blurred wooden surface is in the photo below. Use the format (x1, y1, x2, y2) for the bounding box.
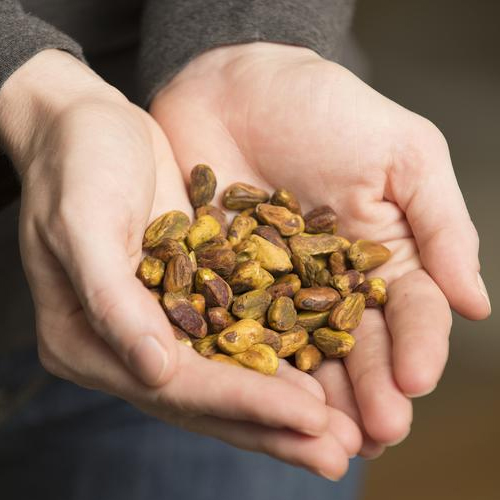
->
(351, 1, 499, 499)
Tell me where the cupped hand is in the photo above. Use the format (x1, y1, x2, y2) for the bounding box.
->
(150, 42, 491, 456)
(0, 49, 361, 479)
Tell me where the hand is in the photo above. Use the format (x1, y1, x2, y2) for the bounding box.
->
(0, 49, 361, 479)
(150, 42, 491, 457)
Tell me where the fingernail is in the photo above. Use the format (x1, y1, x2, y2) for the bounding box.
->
(317, 470, 339, 482)
(477, 273, 491, 313)
(129, 336, 168, 386)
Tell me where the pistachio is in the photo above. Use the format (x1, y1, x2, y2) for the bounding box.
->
(195, 205, 229, 238)
(249, 235, 293, 275)
(189, 164, 217, 208)
(227, 215, 258, 247)
(252, 225, 291, 256)
(232, 343, 279, 375)
(270, 188, 302, 215)
(222, 182, 270, 210)
(228, 260, 274, 294)
(296, 310, 330, 332)
(232, 289, 272, 320)
(234, 238, 258, 264)
(262, 328, 282, 353)
(217, 319, 265, 354)
(313, 268, 333, 288)
(303, 205, 338, 234)
(313, 328, 355, 358)
(328, 293, 365, 331)
(255, 203, 305, 237)
(143, 210, 190, 248)
(328, 251, 347, 275)
(267, 296, 297, 332)
(137, 256, 165, 288)
(289, 232, 342, 256)
(209, 353, 243, 367)
(266, 273, 302, 300)
(187, 293, 206, 315)
(348, 240, 391, 272)
(336, 236, 352, 252)
(193, 333, 220, 357)
(188, 250, 197, 273)
(291, 253, 321, 288)
(195, 268, 233, 309)
(354, 277, 388, 307)
(331, 270, 365, 297)
(277, 325, 309, 358)
(187, 215, 221, 250)
(171, 325, 193, 347)
(195, 236, 232, 252)
(207, 307, 236, 334)
(150, 238, 186, 262)
(293, 287, 340, 312)
(194, 246, 236, 279)
(295, 345, 323, 372)
(163, 253, 193, 294)
(162, 292, 207, 338)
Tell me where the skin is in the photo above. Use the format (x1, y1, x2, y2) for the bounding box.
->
(150, 42, 491, 456)
(0, 42, 490, 477)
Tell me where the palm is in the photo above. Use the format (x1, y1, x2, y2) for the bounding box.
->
(150, 45, 463, 452)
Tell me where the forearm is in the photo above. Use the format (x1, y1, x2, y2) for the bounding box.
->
(139, 0, 356, 106)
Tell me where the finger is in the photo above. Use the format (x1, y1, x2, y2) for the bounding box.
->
(181, 411, 352, 481)
(314, 359, 385, 459)
(276, 360, 326, 403)
(390, 123, 490, 319)
(385, 269, 452, 397)
(344, 309, 413, 445)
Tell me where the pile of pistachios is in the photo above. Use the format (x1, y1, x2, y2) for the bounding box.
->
(137, 165, 390, 375)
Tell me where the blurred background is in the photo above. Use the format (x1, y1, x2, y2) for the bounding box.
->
(350, 1, 499, 499)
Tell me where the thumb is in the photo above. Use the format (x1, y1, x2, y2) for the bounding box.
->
(57, 225, 178, 387)
(390, 120, 490, 320)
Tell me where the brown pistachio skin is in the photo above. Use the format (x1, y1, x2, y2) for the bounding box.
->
(266, 273, 302, 300)
(193, 333, 220, 356)
(295, 345, 323, 372)
(328, 293, 365, 331)
(137, 256, 165, 288)
(150, 238, 186, 263)
(228, 260, 275, 294)
(291, 253, 321, 288)
(348, 240, 391, 272)
(328, 251, 347, 275)
(313, 268, 333, 288)
(276, 325, 309, 358)
(296, 310, 330, 332)
(162, 292, 207, 338)
(222, 182, 270, 210)
(195, 205, 229, 238)
(194, 247, 236, 279)
(331, 270, 365, 297)
(303, 205, 338, 234)
(262, 328, 282, 352)
(255, 203, 305, 237)
(252, 225, 292, 256)
(163, 253, 193, 294)
(207, 307, 236, 334)
(267, 296, 297, 332)
(313, 328, 355, 358)
(293, 287, 340, 312)
(227, 215, 258, 247)
(232, 289, 273, 320)
(354, 277, 388, 307)
(189, 164, 217, 208)
(270, 188, 302, 215)
(143, 210, 190, 248)
(195, 268, 233, 309)
(289, 232, 342, 256)
(217, 319, 264, 354)
(233, 343, 279, 375)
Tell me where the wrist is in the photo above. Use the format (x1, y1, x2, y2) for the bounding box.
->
(0, 49, 125, 175)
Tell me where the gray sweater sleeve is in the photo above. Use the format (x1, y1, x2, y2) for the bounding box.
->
(139, 0, 355, 107)
(0, 0, 85, 90)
